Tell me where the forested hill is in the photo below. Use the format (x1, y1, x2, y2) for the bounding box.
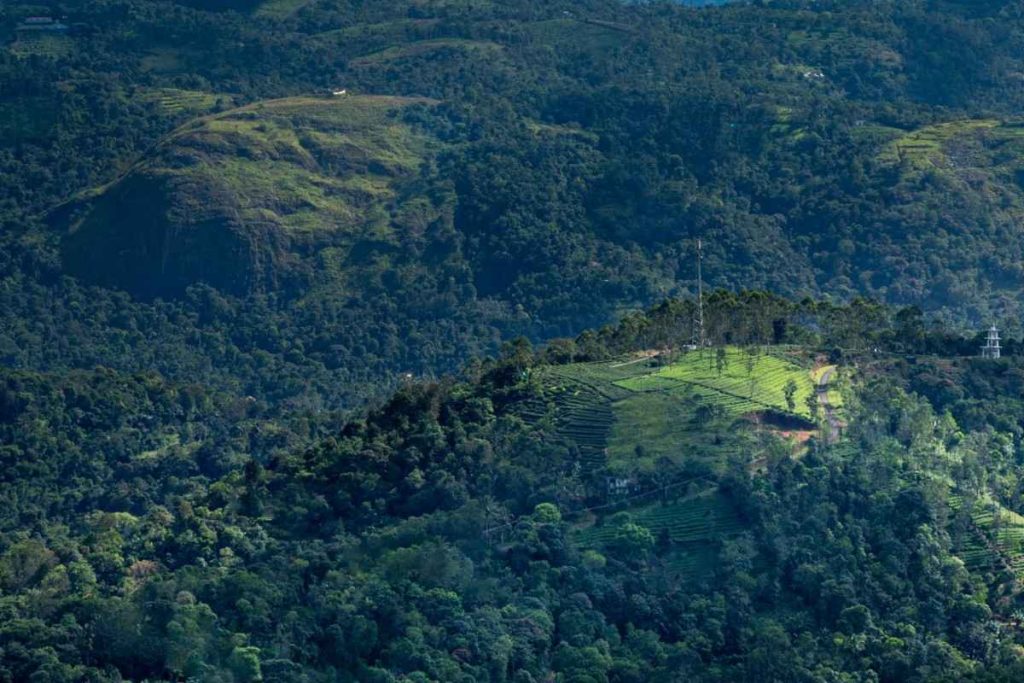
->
(7, 295, 1024, 680)
(11, 2, 1024, 680)
(4, 0, 1024, 409)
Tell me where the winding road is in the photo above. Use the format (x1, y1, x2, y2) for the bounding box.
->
(818, 366, 842, 444)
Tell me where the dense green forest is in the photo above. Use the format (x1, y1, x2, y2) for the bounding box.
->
(6, 294, 1024, 680)
(7, 0, 1024, 680)
(4, 0, 1024, 408)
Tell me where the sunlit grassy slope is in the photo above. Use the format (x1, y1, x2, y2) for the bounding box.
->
(351, 39, 504, 66)
(61, 95, 443, 296)
(136, 88, 234, 116)
(874, 118, 1024, 180)
(75, 94, 437, 234)
(255, 0, 312, 19)
(616, 347, 815, 417)
(7, 34, 74, 59)
(516, 348, 816, 582)
(149, 95, 436, 234)
(521, 347, 816, 475)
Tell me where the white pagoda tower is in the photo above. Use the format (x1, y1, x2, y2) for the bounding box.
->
(982, 325, 1001, 359)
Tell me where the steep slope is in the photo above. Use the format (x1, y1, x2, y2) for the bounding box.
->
(7, 0, 1024, 414)
(60, 95, 439, 298)
(5, 300, 1024, 680)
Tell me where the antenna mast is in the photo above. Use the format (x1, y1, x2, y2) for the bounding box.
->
(694, 238, 705, 348)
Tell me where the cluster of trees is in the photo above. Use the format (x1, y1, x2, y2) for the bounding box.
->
(4, 295, 1024, 679)
(6, 0, 1024, 678)
(532, 292, 1017, 364)
(2, 0, 1024, 412)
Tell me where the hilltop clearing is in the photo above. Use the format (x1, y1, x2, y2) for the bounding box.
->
(514, 347, 818, 476)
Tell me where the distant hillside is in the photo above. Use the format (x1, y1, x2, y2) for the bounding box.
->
(4, 0, 1024, 412)
(59, 95, 440, 298)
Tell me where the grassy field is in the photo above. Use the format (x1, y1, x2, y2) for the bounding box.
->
(255, 0, 313, 19)
(8, 34, 74, 59)
(524, 18, 632, 52)
(137, 88, 232, 116)
(873, 118, 1024, 180)
(526, 350, 819, 579)
(60, 93, 448, 299)
(139, 46, 196, 73)
(877, 119, 1002, 168)
(77, 95, 438, 236)
(617, 348, 815, 418)
(351, 39, 504, 66)
(522, 348, 817, 474)
(310, 19, 441, 52)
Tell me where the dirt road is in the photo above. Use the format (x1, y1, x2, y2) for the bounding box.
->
(818, 366, 842, 444)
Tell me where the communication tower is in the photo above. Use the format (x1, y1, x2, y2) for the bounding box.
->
(692, 238, 706, 349)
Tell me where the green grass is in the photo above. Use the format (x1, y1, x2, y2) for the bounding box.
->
(311, 19, 441, 48)
(351, 39, 504, 66)
(62, 94, 447, 300)
(525, 120, 599, 142)
(616, 348, 815, 418)
(522, 372, 618, 471)
(82, 95, 437, 236)
(255, 0, 313, 19)
(137, 88, 231, 116)
(524, 18, 631, 51)
(877, 119, 1001, 168)
(606, 387, 758, 472)
(140, 47, 187, 73)
(519, 349, 816, 475)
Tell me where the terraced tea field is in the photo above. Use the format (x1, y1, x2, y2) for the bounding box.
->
(540, 382, 615, 471)
(520, 348, 817, 474)
(950, 495, 1024, 577)
(877, 119, 999, 168)
(616, 348, 815, 418)
(875, 118, 1024, 177)
(518, 351, 822, 580)
(519, 361, 640, 471)
(575, 488, 743, 579)
(138, 89, 230, 116)
(576, 489, 743, 547)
